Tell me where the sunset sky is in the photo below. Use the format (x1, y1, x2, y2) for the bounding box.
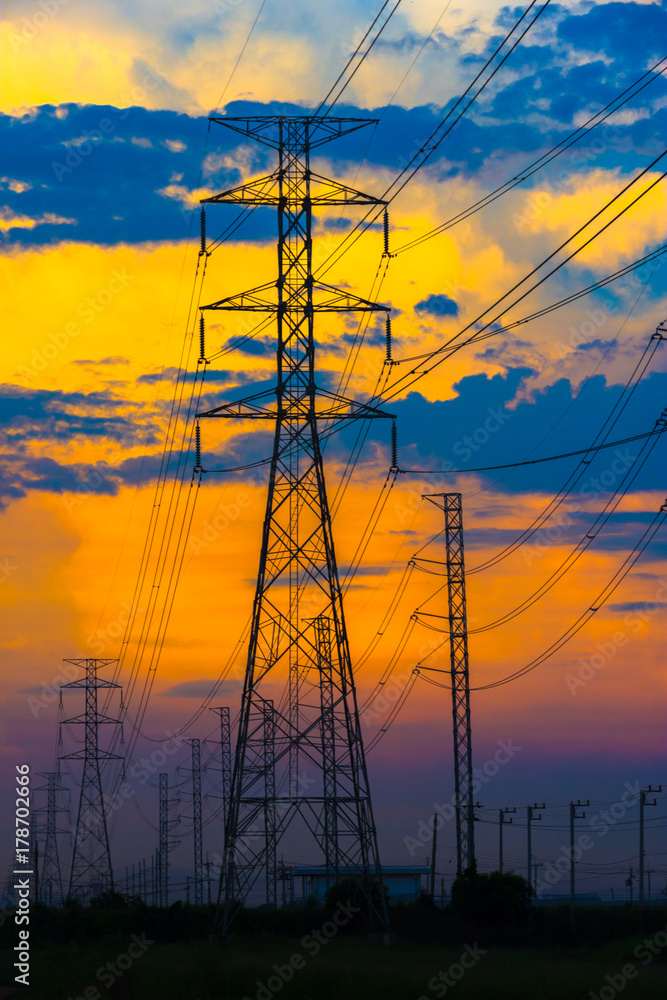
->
(1, 0, 666, 896)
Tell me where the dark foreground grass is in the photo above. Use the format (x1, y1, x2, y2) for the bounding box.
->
(15, 935, 667, 1000)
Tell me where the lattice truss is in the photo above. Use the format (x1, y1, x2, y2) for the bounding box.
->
(197, 117, 392, 925)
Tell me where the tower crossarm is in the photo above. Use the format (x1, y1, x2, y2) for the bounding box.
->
(202, 282, 389, 314)
(207, 115, 377, 149)
(198, 390, 394, 422)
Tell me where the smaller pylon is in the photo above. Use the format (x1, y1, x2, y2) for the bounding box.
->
(157, 773, 179, 906)
(59, 658, 123, 903)
(185, 739, 204, 906)
(34, 771, 69, 906)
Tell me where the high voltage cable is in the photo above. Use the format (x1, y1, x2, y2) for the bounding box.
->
(315, 0, 404, 116)
(85, 1, 664, 796)
(393, 248, 667, 365)
(312, 0, 551, 284)
(416, 497, 667, 693)
(463, 327, 664, 572)
(393, 56, 667, 256)
(402, 422, 667, 479)
(378, 154, 667, 403)
(416, 401, 666, 633)
(202, 240, 666, 477)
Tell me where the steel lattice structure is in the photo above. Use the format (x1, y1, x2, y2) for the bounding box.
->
(59, 658, 123, 902)
(426, 494, 475, 874)
(198, 116, 392, 933)
(34, 771, 68, 906)
(186, 739, 204, 906)
(158, 773, 169, 907)
(211, 707, 232, 825)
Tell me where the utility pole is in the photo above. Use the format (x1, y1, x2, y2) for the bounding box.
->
(526, 803, 545, 896)
(59, 659, 123, 903)
(627, 866, 635, 904)
(421, 493, 475, 876)
(198, 114, 393, 937)
(639, 785, 661, 921)
(34, 771, 68, 906)
(499, 807, 516, 873)
(647, 869, 656, 902)
(185, 739, 204, 906)
(569, 799, 588, 935)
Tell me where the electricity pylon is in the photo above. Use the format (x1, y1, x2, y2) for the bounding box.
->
(424, 494, 475, 874)
(34, 771, 68, 905)
(185, 739, 204, 905)
(59, 658, 123, 902)
(197, 115, 393, 933)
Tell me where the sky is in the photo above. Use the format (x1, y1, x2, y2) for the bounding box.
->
(1, 0, 666, 900)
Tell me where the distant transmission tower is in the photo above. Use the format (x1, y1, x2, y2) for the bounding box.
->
(158, 773, 169, 907)
(425, 494, 475, 874)
(34, 771, 68, 906)
(197, 115, 393, 933)
(59, 658, 123, 902)
(186, 739, 204, 905)
(210, 707, 232, 830)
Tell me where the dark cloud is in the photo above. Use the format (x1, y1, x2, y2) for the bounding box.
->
(3, 27, 666, 252)
(73, 356, 130, 366)
(557, 2, 667, 71)
(0, 384, 133, 441)
(354, 365, 667, 496)
(606, 600, 667, 613)
(415, 293, 459, 317)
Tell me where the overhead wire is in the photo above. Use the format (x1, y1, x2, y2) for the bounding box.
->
(393, 56, 667, 256)
(416, 496, 667, 692)
(417, 403, 665, 635)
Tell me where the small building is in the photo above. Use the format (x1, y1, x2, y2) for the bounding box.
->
(290, 865, 431, 904)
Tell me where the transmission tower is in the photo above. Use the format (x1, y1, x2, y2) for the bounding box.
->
(425, 494, 475, 874)
(185, 739, 204, 906)
(59, 658, 123, 902)
(158, 773, 169, 907)
(34, 771, 68, 906)
(197, 115, 393, 933)
(210, 707, 232, 829)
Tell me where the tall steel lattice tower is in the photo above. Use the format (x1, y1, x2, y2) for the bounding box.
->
(425, 494, 475, 874)
(59, 658, 123, 902)
(197, 116, 392, 932)
(34, 771, 68, 906)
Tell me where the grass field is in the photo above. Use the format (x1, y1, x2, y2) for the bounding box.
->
(11, 934, 667, 1000)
